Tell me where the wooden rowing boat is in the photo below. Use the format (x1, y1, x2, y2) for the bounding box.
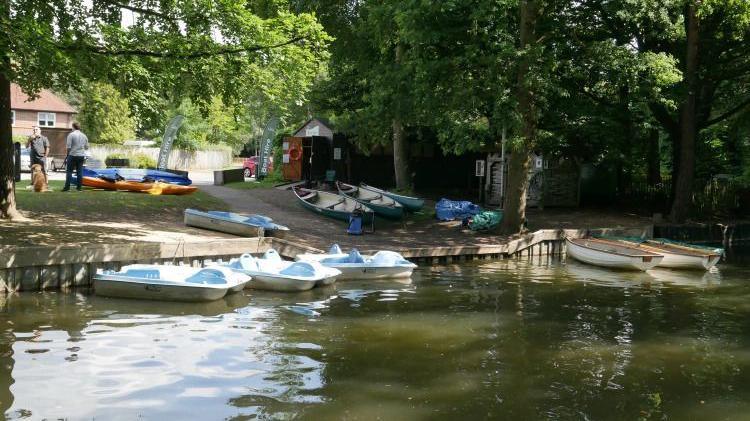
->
(293, 187, 375, 223)
(336, 181, 404, 219)
(565, 237, 663, 271)
(359, 183, 424, 212)
(595, 238, 721, 270)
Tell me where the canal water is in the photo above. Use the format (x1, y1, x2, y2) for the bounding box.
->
(1, 251, 750, 420)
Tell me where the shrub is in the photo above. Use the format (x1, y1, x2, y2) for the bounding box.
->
(130, 153, 157, 169)
(106, 153, 127, 160)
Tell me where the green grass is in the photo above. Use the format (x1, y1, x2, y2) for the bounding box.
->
(15, 180, 226, 218)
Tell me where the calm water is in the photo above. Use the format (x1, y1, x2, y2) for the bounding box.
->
(2, 252, 750, 420)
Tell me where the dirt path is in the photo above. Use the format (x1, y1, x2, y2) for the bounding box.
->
(200, 185, 653, 252)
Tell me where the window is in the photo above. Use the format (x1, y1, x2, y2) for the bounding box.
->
(10, 110, 14, 126)
(38, 112, 56, 127)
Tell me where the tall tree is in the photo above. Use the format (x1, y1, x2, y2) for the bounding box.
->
(0, 0, 329, 220)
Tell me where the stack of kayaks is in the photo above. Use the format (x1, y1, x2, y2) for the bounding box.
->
(221, 249, 340, 291)
(78, 168, 196, 195)
(94, 265, 250, 302)
(184, 209, 289, 237)
(296, 244, 417, 280)
(566, 237, 722, 271)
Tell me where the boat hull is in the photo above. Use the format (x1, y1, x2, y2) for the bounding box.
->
(246, 273, 318, 292)
(566, 239, 663, 271)
(94, 277, 230, 302)
(651, 250, 721, 270)
(327, 265, 415, 280)
(184, 210, 265, 237)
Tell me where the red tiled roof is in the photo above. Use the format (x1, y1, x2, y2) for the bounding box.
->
(11, 83, 76, 113)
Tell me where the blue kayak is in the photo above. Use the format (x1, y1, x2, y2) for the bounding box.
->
(82, 168, 192, 185)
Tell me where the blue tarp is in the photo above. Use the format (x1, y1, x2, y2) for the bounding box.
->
(435, 198, 482, 221)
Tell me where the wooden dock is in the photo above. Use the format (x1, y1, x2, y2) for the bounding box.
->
(0, 227, 651, 293)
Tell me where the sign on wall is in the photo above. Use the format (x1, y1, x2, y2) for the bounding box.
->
(157, 115, 185, 170)
(258, 117, 279, 180)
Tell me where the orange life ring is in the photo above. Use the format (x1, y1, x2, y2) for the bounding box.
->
(288, 144, 302, 161)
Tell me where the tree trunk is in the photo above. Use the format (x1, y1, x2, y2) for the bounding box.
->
(392, 117, 409, 190)
(670, 2, 700, 223)
(501, 0, 537, 234)
(392, 42, 410, 190)
(647, 128, 662, 186)
(0, 0, 22, 220)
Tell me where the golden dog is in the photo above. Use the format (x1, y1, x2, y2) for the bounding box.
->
(30, 164, 50, 192)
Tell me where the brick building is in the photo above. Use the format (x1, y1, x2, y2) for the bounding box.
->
(11, 84, 77, 157)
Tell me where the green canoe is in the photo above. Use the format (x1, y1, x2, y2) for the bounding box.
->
(336, 181, 404, 219)
(360, 183, 425, 212)
(293, 187, 375, 224)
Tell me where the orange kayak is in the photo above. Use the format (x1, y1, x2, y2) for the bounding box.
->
(82, 176, 151, 191)
(82, 177, 196, 195)
(146, 182, 198, 195)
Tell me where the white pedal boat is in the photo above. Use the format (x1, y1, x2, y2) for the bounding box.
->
(297, 245, 417, 280)
(566, 238, 664, 271)
(94, 265, 251, 302)
(223, 250, 340, 291)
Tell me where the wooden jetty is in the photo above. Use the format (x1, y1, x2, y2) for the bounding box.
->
(0, 227, 651, 293)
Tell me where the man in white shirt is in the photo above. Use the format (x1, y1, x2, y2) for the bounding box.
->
(62, 122, 90, 192)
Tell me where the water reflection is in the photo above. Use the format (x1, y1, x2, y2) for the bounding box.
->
(2, 256, 750, 419)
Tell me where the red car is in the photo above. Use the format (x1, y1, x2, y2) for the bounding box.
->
(243, 156, 273, 178)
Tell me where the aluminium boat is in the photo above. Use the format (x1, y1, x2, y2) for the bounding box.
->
(184, 209, 289, 237)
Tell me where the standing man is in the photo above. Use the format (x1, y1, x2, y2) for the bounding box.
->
(26, 126, 50, 175)
(62, 122, 89, 192)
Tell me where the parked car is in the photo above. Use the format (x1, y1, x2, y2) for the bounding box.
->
(242, 156, 273, 178)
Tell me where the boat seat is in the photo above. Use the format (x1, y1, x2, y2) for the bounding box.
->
(327, 199, 346, 209)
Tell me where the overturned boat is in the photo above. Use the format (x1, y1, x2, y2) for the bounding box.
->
(184, 209, 289, 237)
(223, 250, 340, 291)
(94, 265, 251, 302)
(297, 245, 417, 280)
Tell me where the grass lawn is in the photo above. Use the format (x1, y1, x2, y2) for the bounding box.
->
(15, 180, 226, 219)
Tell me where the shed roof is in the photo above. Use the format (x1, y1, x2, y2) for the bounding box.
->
(292, 117, 334, 137)
(11, 84, 77, 113)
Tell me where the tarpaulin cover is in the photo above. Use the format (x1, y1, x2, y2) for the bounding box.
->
(435, 198, 482, 221)
(468, 210, 503, 231)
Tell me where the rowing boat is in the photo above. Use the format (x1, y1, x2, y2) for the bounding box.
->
(565, 237, 663, 271)
(293, 187, 375, 223)
(595, 238, 722, 270)
(359, 183, 424, 212)
(336, 181, 404, 219)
